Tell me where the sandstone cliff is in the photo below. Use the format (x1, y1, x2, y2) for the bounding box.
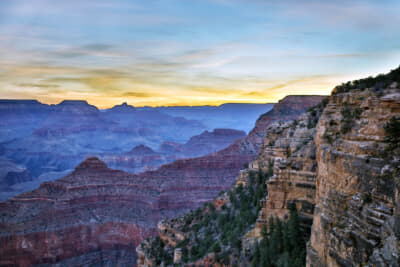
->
(307, 81, 400, 266)
(253, 101, 325, 234)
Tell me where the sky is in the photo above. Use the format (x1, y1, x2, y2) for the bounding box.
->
(0, 0, 400, 108)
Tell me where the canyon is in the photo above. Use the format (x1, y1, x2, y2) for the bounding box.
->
(0, 100, 269, 201)
(0, 95, 323, 266)
(137, 68, 400, 267)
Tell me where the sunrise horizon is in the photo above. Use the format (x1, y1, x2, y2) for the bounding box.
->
(2, 1, 400, 108)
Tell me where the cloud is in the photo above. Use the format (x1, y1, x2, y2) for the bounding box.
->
(119, 92, 156, 98)
(47, 44, 122, 59)
(17, 83, 59, 88)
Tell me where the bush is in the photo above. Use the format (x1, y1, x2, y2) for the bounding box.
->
(384, 117, 400, 152)
(340, 103, 363, 134)
(333, 65, 400, 94)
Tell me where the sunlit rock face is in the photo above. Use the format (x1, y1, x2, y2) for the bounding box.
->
(0, 95, 323, 266)
(307, 85, 400, 267)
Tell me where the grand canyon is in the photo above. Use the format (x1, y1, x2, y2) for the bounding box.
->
(1, 1, 400, 267)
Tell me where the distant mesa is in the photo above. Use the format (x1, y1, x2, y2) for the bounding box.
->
(74, 157, 109, 171)
(109, 102, 136, 112)
(127, 144, 156, 155)
(55, 100, 99, 113)
(57, 100, 91, 106)
(0, 99, 48, 112)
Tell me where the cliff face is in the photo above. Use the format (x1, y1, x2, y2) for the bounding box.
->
(307, 85, 400, 266)
(244, 96, 325, 154)
(253, 105, 323, 231)
(135, 68, 400, 267)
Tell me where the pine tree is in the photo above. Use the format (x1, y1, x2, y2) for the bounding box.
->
(252, 241, 260, 266)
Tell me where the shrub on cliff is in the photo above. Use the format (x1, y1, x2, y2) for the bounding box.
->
(384, 116, 400, 153)
(340, 103, 363, 134)
(333, 65, 400, 94)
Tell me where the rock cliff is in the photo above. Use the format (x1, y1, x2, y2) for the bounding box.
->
(253, 101, 325, 233)
(307, 80, 400, 266)
(135, 67, 400, 267)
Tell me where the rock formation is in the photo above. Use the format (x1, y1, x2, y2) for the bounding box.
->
(135, 67, 400, 267)
(136, 99, 326, 266)
(101, 128, 247, 174)
(307, 83, 400, 266)
(253, 102, 325, 233)
(0, 95, 322, 266)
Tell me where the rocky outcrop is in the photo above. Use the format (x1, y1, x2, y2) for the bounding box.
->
(307, 84, 400, 266)
(253, 106, 323, 232)
(244, 95, 325, 154)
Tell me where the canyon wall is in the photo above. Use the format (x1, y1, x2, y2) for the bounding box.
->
(307, 85, 400, 266)
(0, 95, 323, 266)
(135, 68, 400, 267)
(253, 103, 324, 232)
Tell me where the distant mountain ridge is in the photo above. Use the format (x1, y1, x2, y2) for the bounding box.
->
(0, 99, 272, 201)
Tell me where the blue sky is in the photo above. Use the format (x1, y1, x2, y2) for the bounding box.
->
(1, 0, 400, 107)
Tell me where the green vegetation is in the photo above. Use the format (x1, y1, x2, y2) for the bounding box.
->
(333, 65, 400, 94)
(251, 207, 307, 267)
(146, 167, 272, 265)
(384, 116, 400, 153)
(147, 236, 173, 265)
(268, 141, 276, 147)
(340, 103, 362, 134)
(363, 193, 372, 204)
(306, 97, 329, 129)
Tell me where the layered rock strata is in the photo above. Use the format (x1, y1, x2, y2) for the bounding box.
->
(254, 106, 323, 231)
(307, 85, 400, 266)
